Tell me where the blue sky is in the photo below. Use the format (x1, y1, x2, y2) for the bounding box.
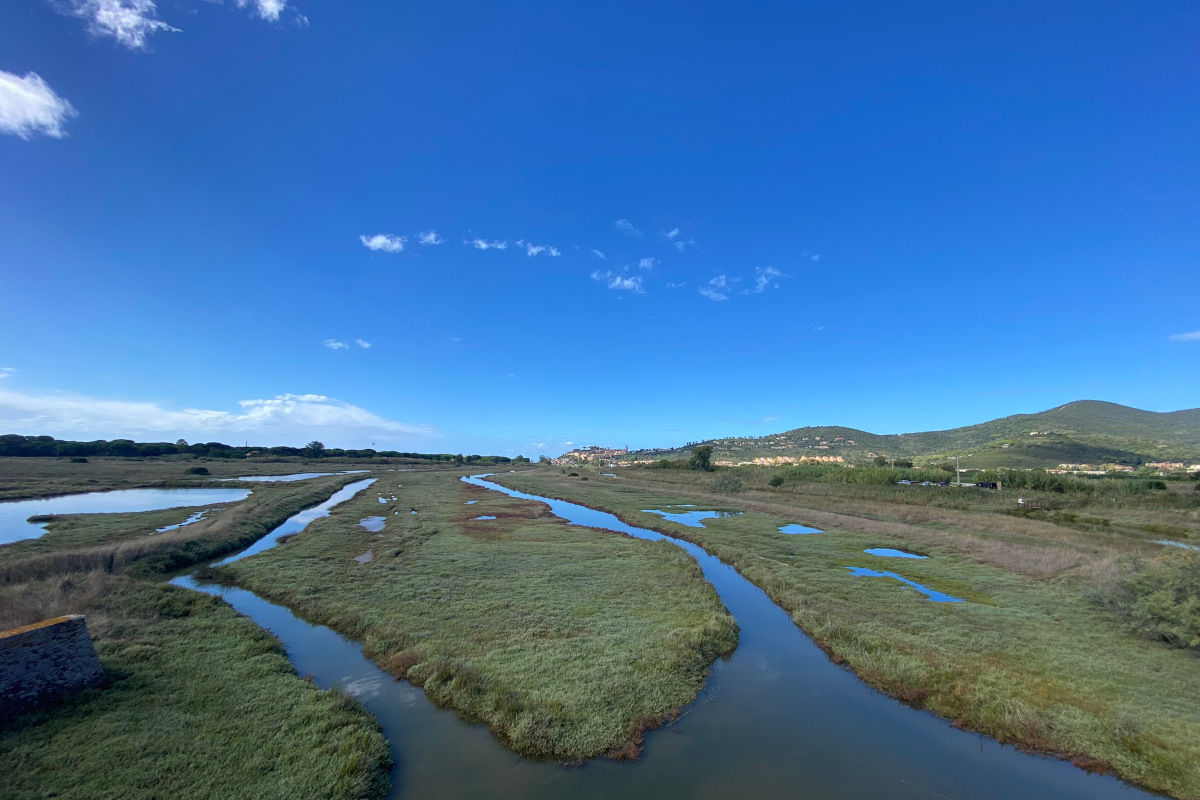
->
(1, 1, 1197, 457)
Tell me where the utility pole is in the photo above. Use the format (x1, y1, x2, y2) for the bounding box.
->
(955, 455, 961, 486)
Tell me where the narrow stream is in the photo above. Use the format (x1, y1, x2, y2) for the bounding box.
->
(175, 474, 1154, 800)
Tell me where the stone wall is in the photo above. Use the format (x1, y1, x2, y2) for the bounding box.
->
(1, 615, 105, 721)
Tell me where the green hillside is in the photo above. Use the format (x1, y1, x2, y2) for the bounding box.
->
(630, 401, 1200, 468)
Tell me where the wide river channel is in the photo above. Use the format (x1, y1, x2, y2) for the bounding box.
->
(171, 473, 1154, 800)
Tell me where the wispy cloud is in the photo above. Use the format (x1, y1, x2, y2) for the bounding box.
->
(1169, 330, 1200, 342)
(699, 275, 729, 301)
(324, 339, 349, 350)
(0, 388, 437, 447)
(64, 0, 180, 49)
(615, 219, 643, 237)
(662, 228, 697, 252)
(0, 368, 15, 379)
(359, 233, 406, 253)
(417, 229, 444, 245)
(355, 339, 371, 349)
(234, 0, 287, 22)
(590, 249, 606, 261)
(466, 238, 508, 250)
(802, 251, 821, 262)
(591, 270, 644, 293)
(515, 240, 561, 257)
(638, 257, 656, 270)
(750, 266, 783, 293)
(666, 281, 686, 289)
(0, 71, 77, 140)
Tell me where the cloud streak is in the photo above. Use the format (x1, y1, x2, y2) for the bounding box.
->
(324, 339, 349, 350)
(750, 266, 783, 293)
(1169, 330, 1200, 342)
(466, 238, 508, 250)
(417, 229, 444, 245)
(0, 389, 437, 448)
(699, 275, 729, 301)
(235, 0, 287, 21)
(591, 270, 644, 293)
(0, 71, 78, 140)
(0, 368, 15, 379)
(615, 219, 643, 237)
(64, 0, 180, 49)
(359, 233, 406, 252)
(516, 240, 561, 257)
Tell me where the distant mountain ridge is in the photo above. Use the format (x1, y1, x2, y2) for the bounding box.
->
(631, 401, 1200, 469)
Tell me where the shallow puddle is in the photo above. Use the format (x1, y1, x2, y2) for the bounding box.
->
(780, 523, 824, 534)
(472, 515, 497, 521)
(155, 510, 210, 533)
(642, 509, 742, 528)
(359, 516, 387, 532)
(845, 567, 963, 603)
(865, 548, 928, 559)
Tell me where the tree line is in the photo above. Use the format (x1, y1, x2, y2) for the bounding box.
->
(0, 435, 527, 464)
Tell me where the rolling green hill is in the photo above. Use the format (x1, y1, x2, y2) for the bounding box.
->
(630, 401, 1200, 469)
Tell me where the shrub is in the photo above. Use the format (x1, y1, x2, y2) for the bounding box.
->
(712, 473, 744, 494)
(187, 466, 211, 476)
(1105, 551, 1200, 650)
(70, 457, 88, 464)
(567, 472, 579, 477)
(768, 475, 784, 487)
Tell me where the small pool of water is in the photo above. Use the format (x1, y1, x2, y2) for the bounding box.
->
(220, 471, 369, 483)
(642, 509, 742, 528)
(378, 497, 389, 504)
(865, 548, 928, 559)
(845, 567, 963, 603)
(1156, 540, 1200, 552)
(359, 516, 386, 532)
(472, 515, 497, 521)
(465, 501, 478, 505)
(0, 487, 253, 545)
(156, 510, 209, 533)
(780, 523, 824, 534)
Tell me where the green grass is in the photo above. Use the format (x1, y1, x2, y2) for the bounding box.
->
(497, 467, 1200, 800)
(215, 469, 738, 760)
(0, 466, 392, 800)
(0, 574, 390, 800)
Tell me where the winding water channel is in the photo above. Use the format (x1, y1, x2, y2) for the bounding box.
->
(175, 473, 1152, 800)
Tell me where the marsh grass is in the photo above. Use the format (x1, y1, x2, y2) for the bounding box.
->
(0, 467, 391, 800)
(0, 571, 390, 800)
(495, 467, 1200, 800)
(216, 469, 738, 760)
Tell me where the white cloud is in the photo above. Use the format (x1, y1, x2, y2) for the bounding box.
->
(449, 336, 463, 343)
(662, 228, 697, 251)
(0, 368, 15, 379)
(515, 240, 561, 257)
(360, 233, 406, 253)
(810, 254, 820, 261)
(65, 0, 180, 49)
(615, 219, 643, 237)
(417, 229, 445, 245)
(355, 339, 371, 349)
(0, 388, 437, 448)
(699, 275, 729, 301)
(1169, 330, 1200, 342)
(638, 257, 656, 270)
(591, 270, 644, 293)
(590, 249, 606, 261)
(324, 339, 349, 350)
(751, 266, 783, 293)
(466, 238, 508, 250)
(235, 0, 286, 21)
(0, 71, 78, 140)
(666, 281, 686, 288)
